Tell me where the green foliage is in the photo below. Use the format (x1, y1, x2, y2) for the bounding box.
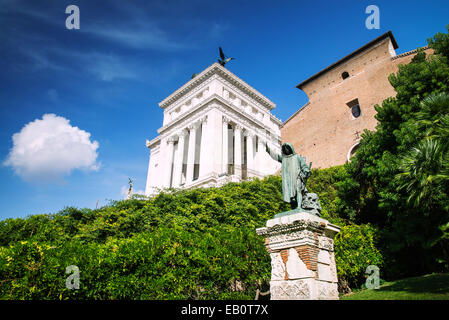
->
(0, 176, 289, 299)
(428, 25, 449, 60)
(307, 166, 350, 226)
(1, 169, 379, 299)
(334, 224, 384, 288)
(396, 138, 447, 208)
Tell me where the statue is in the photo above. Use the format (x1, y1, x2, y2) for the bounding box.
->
(218, 47, 235, 67)
(127, 178, 133, 200)
(265, 142, 321, 217)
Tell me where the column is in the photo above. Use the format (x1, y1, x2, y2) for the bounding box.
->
(145, 141, 152, 195)
(173, 130, 187, 187)
(198, 116, 210, 178)
(257, 135, 265, 154)
(222, 116, 230, 174)
(234, 124, 242, 178)
(186, 123, 198, 184)
(245, 131, 255, 177)
(165, 137, 176, 188)
(255, 134, 265, 175)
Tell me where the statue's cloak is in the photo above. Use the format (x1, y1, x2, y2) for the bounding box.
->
(268, 143, 310, 203)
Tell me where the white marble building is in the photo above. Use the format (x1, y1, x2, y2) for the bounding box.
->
(145, 62, 282, 196)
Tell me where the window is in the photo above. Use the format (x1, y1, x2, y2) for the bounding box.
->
(346, 98, 361, 119)
(347, 143, 360, 162)
(342, 71, 350, 80)
(351, 105, 361, 118)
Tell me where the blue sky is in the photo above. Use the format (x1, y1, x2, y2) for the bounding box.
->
(1, 0, 448, 220)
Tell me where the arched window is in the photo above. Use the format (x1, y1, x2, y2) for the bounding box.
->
(342, 71, 349, 80)
(351, 105, 361, 118)
(347, 143, 360, 162)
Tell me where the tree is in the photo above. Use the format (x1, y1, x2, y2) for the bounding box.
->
(428, 25, 449, 60)
(396, 138, 445, 208)
(396, 92, 449, 209)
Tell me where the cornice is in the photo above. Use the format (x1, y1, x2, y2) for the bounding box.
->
(217, 76, 274, 114)
(164, 75, 216, 115)
(146, 136, 161, 149)
(159, 62, 276, 111)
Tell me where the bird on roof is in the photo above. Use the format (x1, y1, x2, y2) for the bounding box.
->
(218, 47, 235, 67)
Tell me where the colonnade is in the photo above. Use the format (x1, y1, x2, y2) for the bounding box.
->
(164, 115, 265, 188)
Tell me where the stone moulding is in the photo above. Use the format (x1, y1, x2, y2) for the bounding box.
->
(156, 94, 281, 145)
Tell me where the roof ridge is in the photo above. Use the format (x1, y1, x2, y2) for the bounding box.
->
(281, 101, 310, 127)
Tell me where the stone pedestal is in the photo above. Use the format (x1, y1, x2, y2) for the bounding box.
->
(256, 211, 340, 300)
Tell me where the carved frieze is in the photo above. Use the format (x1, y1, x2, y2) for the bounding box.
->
(270, 280, 311, 300)
(317, 282, 339, 300)
(318, 236, 334, 251)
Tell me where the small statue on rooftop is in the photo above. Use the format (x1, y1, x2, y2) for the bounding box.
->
(127, 178, 133, 200)
(218, 47, 235, 67)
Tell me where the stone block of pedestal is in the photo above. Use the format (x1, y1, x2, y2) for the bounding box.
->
(256, 211, 340, 300)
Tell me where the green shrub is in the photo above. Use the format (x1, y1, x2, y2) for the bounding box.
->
(307, 165, 349, 226)
(334, 224, 384, 289)
(0, 170, 382, 299)
(0, 177, 283, 299)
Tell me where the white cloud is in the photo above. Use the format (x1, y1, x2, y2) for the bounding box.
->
(86, 25, 185, 51)
(86, 53, 137, 82)
(47, 89, 59, 102)
(4, 114, 100, 182)
(209, 22, 229, 38)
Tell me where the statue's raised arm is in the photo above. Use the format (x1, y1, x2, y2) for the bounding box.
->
(265, 142, 282, 163)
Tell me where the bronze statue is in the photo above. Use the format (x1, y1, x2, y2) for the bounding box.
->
(265, 142, 321, 217)
(218, 47, 235, 67)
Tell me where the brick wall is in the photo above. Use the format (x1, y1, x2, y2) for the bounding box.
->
(281, 37, 432, 168)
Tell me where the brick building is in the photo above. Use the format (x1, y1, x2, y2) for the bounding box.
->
(281, 31, 432, 168)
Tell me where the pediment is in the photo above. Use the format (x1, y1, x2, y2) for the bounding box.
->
(159, 63, 276, 111)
